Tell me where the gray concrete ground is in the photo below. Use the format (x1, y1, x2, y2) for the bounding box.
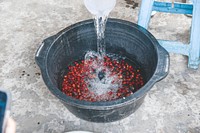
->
(0, 0, 200, 133)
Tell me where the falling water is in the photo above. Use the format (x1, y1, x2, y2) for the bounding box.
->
(83, 0, 121, 98)
(84, 0, 116, 59)
(94, 15, 108, 58)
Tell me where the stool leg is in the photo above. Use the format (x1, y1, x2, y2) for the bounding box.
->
(138, 0, 154, 29)
(188, 0, 200, 69)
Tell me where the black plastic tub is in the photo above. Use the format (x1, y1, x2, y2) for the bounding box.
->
(35, 19, 169, 122)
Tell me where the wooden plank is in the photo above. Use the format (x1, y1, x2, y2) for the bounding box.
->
(188, 0, 200, 69)
(158, 40, 190, 56)
(153, 1, 193, 14)
(138, 0, 154, 28)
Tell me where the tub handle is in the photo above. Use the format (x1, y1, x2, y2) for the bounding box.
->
(35, 35, 57, 70)
(154, 45, 170, 82)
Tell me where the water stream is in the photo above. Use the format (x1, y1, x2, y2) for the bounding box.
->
(84, 15, 122, 96)
(95, 15, 108, 58)
(83, 1, 121, 96)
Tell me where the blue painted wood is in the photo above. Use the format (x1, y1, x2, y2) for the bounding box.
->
(153, 2, 193, 14)
(158, 40, 190, 56)
(138, 0, 154, 29)
(188, 0, 200, 69)
(138, 0, 200, 69)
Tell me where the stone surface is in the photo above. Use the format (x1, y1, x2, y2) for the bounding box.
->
(0, 0, 199, 133)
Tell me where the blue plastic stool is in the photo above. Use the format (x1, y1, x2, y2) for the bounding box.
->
(138, 0, 200, 69)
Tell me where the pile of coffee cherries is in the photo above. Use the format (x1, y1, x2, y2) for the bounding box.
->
(62, 56, 144, 102)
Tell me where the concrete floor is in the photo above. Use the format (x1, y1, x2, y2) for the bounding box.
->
(0, 0, 200, 133)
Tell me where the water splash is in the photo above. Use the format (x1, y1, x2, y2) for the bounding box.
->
(84, 51, 122, 96)
(83, 0, 119, 97)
